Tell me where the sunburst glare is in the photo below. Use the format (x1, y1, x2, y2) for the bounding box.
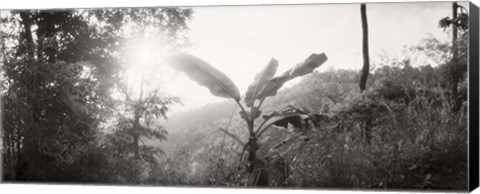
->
(123, 35, 171, 99)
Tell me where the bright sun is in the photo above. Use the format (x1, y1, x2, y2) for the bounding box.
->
(123, 36, 170, 99)
(121, 37, 226, 113)
(119, 30, 227, 113)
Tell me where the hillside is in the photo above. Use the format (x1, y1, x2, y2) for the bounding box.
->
(158, 65, 468, 188)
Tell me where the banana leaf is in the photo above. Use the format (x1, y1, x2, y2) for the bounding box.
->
(244, 58, 278, 107)
(166, 52, 241, 102)
(256, 53, 327, 102)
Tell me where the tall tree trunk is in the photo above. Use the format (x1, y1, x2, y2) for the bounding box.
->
(16, 12, 37, 181)
(19, 12, 35, 60)
(450, 2, 459, 98)
(4, 127, 14, 180)
(359, 4, 374, 144)
(132, 69, 146, 158)
(359, 3, 370, 92)
(133, 116, 141, 158)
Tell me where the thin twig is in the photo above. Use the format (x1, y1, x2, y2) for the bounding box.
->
(216, 105, 237, 177)
(268, 134, 299, 153)
(380, 99, 398, 128)
(234, 143, 248, 184)
(218, 128, 246, 146)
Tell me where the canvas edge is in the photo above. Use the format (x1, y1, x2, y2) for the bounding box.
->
(469, 1, 480, 192)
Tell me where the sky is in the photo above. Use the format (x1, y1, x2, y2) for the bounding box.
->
(0, 0, 471, 113)
(161, 1, 469, 113)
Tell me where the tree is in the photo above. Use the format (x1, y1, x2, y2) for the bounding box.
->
(357, 3, 373, 143)
(438, 2, 469, 104)
(359, 3, 370, 92)
(2, 10, 112, 181)
(1, 7, 192, 182)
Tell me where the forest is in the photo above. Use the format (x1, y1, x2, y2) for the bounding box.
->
(0, 2, 471, 191)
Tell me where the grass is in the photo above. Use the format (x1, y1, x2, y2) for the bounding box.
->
(279, 86, 468, 190)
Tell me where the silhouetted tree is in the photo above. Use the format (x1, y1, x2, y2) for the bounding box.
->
(359, 3, 370, 92)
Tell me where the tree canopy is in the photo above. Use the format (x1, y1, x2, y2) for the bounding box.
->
(1, 7, 192, 182)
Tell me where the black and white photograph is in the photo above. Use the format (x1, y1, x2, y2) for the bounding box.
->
(0, 0, 478, 192)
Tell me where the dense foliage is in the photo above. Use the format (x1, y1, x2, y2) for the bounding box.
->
(0, 4, 470, 191)
(1, 8, 192, 183)
(160, 34, 468, 189)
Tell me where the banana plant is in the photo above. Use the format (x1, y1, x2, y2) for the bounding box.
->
(166, 52, 327, 186)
